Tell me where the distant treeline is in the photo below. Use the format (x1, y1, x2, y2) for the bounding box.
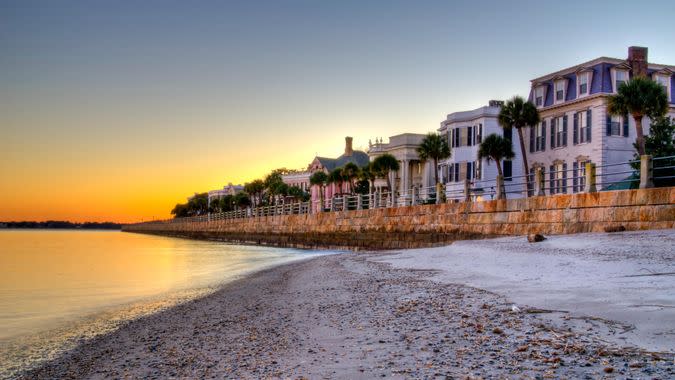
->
(0, 221, 123, 230)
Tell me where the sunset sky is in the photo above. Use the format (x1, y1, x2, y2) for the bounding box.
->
(2, 0, 674, 223)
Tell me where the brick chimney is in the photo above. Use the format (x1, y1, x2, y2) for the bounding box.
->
(628, 46, 648, 78)
(344, 136, 353, 156)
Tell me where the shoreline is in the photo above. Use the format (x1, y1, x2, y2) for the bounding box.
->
(20, 236, 674, 379)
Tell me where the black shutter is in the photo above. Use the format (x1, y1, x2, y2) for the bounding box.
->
(562, 162, 568, 193)
(562, 115, 568, 147)
(623, 115, 629, 137)
(468, 126, 473, 146)
(606, 115, 612, 136)
(550, 118, 556, 149)
(573, 161, 578, 193)
(549, 165, 555, 194)
(587, 109, 592, 142)
(542, 120, 547, 151)
(529, 126, 535, 152)
(573, 112, 578, 145)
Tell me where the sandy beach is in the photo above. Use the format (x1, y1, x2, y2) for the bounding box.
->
(22, 231, 674, 379)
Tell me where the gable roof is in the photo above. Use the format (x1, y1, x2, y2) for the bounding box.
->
(314, 151, 370, 171)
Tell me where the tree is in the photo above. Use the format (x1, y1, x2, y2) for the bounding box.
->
(233, 192, 251, 209)
(607, 77, 669, 156)
(498, 96, 540, 191)
(310, 171, 328, 211)
(372, 154, 400, 193)
(171, 203, 189, 218)
(244, 179, 265, 208)
(341, 162, 360, 194)
(327, 168, 345, 195)
(264, 170, 287, 205)
(478, 134, 515, 178)
(416, 132, 451, 186)
(631, 117, 675, 187)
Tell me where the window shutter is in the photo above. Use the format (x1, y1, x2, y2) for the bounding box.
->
(529, 126, 535, 153)
(623, 115, 629, 137)
(549, 165, 555, 194)
(542, 120, 547, 151)
(562, 162, 568, 193)
(573, 161, 578, 193)
(467, 126, 472, 146)
(587, 109, 592, 142)
(573, 113, 578, 145)
(606, 115, 612, 136)
(562, 115, 568, 147)
(550, 118, 556, 149)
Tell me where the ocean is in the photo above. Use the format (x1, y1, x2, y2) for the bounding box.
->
(0, 230, 332, 378)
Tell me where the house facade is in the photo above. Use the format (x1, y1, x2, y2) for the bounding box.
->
(367, 133, 436, 203)
(438, 101, 525, 201)
(526, 46, 675, 194)
(306, 137, 370, 210)
(206, 183, 244, 202)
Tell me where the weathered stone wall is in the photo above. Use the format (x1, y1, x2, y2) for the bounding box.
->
(124, 187, 675, 250)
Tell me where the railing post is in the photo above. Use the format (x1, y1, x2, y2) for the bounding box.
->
(377, 191, 382, 209)
(535, 167, 545, 196)
(343, 196, 348, 211)
(463, 180, 470, 202)
(584, 162, 597, 193)
(640, 155, 654, 189)
(357, 194, 363, 210)
(411, 186, 417, 206)
(496, 175, 505, 200)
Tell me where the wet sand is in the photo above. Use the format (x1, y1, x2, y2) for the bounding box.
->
(22, 242, 673, 379)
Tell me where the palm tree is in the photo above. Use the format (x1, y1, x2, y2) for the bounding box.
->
(498, 96, 540, 191)
(341, 162, 360, 194)
(327, 168, 345, 195)
(372, 153, 400, 193)
(244, 179, 265, 208)
(607, 76, 669, 156)
(416, 132, 451, 186)
(478, 134, 515, 178)
(310, 171, 328, 210)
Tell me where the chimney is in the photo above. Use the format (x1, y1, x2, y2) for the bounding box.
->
(344, 136, 353, 156)
(628, 46, 648, 78)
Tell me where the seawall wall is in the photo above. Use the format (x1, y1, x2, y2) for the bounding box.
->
(123, 187, 675, 250)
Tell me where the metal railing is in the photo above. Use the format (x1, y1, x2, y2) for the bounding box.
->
(134, 155, 674, 226)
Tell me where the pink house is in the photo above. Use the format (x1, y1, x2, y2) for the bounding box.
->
(307, 137, 370, 211)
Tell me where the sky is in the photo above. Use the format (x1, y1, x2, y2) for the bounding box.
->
(1, 0, 674, 223)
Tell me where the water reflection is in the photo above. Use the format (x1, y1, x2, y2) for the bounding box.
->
(0, 230, 331, 377)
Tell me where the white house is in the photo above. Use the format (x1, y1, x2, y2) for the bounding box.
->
(438, 101, 525, 201)
(526, 46, 675, 194)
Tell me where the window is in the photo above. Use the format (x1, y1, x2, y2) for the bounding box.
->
(503, 160, 512, 180)
(615, 70, 628, 91)
(476, 124, 483, 144)
(531, 121, 546, 152)
(549, 162, 567, 194)
(606, 115, 627, 136)
(555, 80, 565, 102)
(578, 73, 589, 95)
(535, 86, 545, 106)
(574, 110, 591, 144)
(551, 116, 567, 148)
(654, 74, 671, 100)
(573, 160, 588, 193)
(503, 126, 512, 142)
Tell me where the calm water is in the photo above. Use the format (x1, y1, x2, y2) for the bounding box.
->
(0, 230, 332, 378)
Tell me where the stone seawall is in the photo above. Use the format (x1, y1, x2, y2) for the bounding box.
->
(124, 187, 675, 250)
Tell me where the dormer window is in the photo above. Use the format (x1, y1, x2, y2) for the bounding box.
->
(615, 70, 628, 92)
(535, 86, 545, 107)
(554, 78, 567, 103)
(652, 71, 672, 101)
(578, 72, 589, 96)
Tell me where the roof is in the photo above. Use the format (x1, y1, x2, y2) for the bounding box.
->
(315, 151, 370, 171)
